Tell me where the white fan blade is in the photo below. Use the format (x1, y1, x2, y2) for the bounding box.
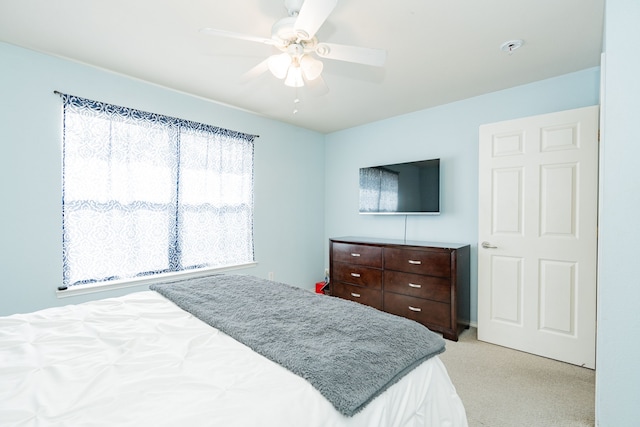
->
(315, 42, 386, 67)
(200, 28, 278, 46)
(293, 0, 337, 40)
(240, 58, 271, 83)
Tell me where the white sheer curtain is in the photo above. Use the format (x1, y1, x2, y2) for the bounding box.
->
(61, 94, 256, 287)
(359, 167, 399, 212)
(178, 126, 254, 269)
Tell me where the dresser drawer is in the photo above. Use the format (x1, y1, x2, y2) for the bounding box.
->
(332, 282, 383, 310)
(332, 243, 382, 268)
(384, 247, 451, 277)
(383, 270, 450, 303)
(333, 262, 382, 289)
(384, 293, 451, 329)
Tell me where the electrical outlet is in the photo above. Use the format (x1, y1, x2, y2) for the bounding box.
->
(268, 272, 274, 281)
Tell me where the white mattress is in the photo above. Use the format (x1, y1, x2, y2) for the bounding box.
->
(0, 291, 468, 426)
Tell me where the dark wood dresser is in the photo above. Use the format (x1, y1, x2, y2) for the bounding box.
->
(329, 236, 470, 341)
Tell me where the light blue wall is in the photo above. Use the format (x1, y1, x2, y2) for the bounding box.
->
(324, 67, 600, 325)
(596, 0, 640, 424)
(0, 42, 326, 316)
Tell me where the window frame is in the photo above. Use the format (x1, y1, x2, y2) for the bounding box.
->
(57, 93, 258, 297)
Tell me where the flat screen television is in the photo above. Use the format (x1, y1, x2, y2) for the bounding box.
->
(359, 158, 440, 215)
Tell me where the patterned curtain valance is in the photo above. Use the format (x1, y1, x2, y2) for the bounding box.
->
(57, 92, 259, 142)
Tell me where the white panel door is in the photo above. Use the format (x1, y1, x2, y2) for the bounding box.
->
(478, 106, 599, 368)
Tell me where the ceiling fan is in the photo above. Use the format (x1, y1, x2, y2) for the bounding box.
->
(200, 0, 386, 88)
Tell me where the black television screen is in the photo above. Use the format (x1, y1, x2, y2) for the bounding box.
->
(359, 158, 440, 215)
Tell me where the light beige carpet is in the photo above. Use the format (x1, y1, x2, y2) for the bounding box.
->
(438, 327, 595, 427)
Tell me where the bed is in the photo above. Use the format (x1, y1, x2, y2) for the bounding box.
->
(0, 274, 468, 426)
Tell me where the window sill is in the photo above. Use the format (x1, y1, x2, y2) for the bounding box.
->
(56, 262, 258, 298)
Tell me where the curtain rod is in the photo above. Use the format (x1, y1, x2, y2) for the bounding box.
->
(51, 90, 259, 140)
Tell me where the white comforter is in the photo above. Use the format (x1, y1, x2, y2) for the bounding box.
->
(0, 291, 468, 426)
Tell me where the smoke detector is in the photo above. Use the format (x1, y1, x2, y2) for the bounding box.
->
(500, 39, 524, 54)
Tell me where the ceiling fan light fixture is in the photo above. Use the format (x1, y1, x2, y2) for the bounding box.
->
(201, 0, 385, 91)
(300, 55, 323, 81)
(267, 52, 292, 79)
(284, 64, 304, 87)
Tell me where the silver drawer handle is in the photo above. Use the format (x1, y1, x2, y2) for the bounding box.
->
(408, 283, 422, 288)
(408, 260, 422, 265)
(350, 273, 361, 278)
(409, 306, 422, 312)
(351, 292, 361, 298)
(351, 253, 361, 257)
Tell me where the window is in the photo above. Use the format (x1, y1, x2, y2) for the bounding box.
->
(60, 94, 257, 288)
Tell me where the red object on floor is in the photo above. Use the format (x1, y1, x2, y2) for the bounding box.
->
(315, 282, 325, 294)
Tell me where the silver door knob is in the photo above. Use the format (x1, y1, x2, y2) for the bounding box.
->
(481, 241, 498, 249)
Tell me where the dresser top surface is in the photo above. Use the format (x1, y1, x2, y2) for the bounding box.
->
(330, 236, 469, 250)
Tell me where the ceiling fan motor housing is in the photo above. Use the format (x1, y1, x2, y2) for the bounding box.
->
(272, 17, 299, 42)
(272, 16, 318, 55)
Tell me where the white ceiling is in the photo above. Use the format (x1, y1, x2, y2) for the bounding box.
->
(0, 0, 604, 134)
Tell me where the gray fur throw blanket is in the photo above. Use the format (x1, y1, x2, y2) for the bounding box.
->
(150, 274, 445, 416)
